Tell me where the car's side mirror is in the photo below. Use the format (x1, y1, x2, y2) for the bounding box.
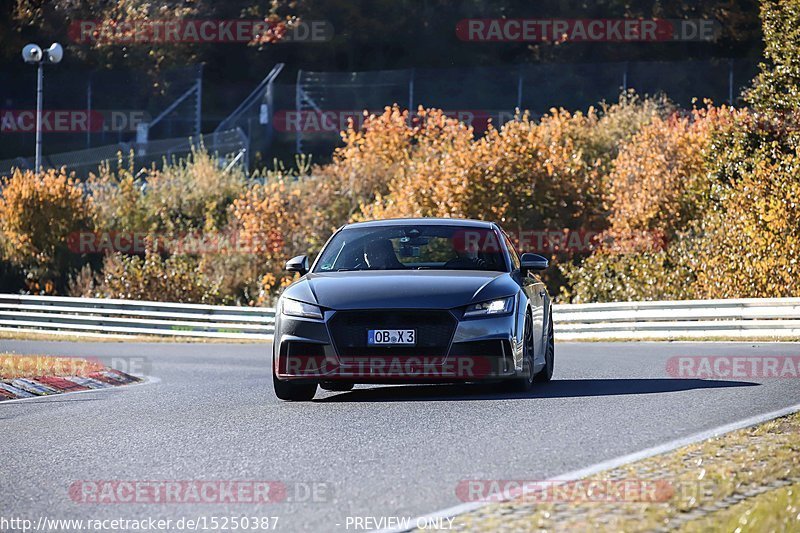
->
(520, 253, 548, 274)
(285, 255, 309, 275)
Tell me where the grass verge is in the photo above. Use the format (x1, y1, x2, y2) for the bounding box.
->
(449, 412, 800, 532)
(679, 481, 799, 532)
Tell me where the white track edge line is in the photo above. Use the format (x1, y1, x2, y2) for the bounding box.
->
(375, 400, 800, 533)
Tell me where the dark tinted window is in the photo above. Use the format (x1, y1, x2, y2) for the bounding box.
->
(314, 225, 508, 272)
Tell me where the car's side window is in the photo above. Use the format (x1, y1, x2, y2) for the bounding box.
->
(501, 231, 521, 271)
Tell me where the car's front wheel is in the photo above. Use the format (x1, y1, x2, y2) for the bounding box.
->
(273, 367, 317, 401)
(508, 312, 535, 392)
(535, 308, 555, 383)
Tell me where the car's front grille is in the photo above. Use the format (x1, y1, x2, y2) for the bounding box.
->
(328, 310, 457, 357)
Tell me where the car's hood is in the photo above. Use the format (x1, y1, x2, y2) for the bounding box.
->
(282, 270, 518, 310)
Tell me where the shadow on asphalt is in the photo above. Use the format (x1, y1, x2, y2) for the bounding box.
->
(313, 378, 759, 402)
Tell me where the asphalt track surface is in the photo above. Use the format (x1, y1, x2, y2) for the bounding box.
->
(1, 339, 800, 532)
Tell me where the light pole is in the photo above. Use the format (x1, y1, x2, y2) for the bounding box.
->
(21, 43, 63, 172)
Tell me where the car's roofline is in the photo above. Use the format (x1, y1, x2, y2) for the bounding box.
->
(342, 217, 496, 230)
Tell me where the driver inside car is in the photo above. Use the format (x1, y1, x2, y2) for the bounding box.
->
(362, 239, 407, 270)
(444, 238, 488, 270)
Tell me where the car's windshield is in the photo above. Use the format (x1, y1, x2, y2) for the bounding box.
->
(313, 225, 508, 273)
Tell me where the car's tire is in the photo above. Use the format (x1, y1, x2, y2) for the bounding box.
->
(273, 369, 317, 401)
(535, 307, 555, 383)
(319, 381, 354, 392)
(508, 312, 535, 392)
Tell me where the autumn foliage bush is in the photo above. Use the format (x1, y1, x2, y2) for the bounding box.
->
(355, 95, 667, 234)
(5, 6, 800, 307)
(230, 176, 310, 301)
(0, 148, 263, 303)
(223, 98, 663, 297)
(561, 106, 732, 302)
(3, 90, 799, 305)
(687, 115, 800, 299)
(2, 3, 797, 304)
(0, 168, 92, 293)
(605, 107, 732, 243)
(564, 1, 800, 302)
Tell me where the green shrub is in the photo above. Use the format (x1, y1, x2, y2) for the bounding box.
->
(88, 146, 247, 234)
(688, 153, 800, 298)
(70, 250, 233, 304)
(707, 109, 800, 187)
(745, 0, 800, 113)
(560, 244, 698, 303)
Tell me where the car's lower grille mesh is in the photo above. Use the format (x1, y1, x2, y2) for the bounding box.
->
(328, 310, 457, 357)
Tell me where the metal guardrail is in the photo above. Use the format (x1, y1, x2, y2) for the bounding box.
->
(553, 297, 800, 339)
(0, 294, 798, 341)
(0, 294, 274, 340)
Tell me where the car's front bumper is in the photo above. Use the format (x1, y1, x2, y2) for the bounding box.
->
(273, 309, 520, 383)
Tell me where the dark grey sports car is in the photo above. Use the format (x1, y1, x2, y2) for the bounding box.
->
(272, 218, 554, 401)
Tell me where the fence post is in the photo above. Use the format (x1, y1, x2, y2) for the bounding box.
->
(295, 69, 303, 154)
(408, 69, 415, 117)
(622, 61, 629, 92)
(728, 59, 734, 104)
(265, 78, 275, 151)
(86, 76, 92, 149)
(195, 64, 203, 137)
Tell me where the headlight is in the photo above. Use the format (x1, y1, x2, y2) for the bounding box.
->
(281, 298, 323, 319)
(463, 296, 514, 318)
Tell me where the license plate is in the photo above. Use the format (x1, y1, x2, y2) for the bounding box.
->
(368, 329, 416, 345)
